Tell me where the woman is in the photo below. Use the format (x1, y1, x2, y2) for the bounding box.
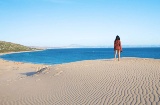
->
(114, 35, 122, 61)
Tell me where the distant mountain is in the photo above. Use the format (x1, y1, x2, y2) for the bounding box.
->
(63, 44, 88, 48)
(29, 44, 160, 50)
(62, 44, 110, 48)
(0, 41, 37, 53)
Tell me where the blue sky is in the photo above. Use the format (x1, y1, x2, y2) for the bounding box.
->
(0, 0, 160, 47)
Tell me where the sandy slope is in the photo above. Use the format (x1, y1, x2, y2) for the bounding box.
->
(0, 58, 160, 105)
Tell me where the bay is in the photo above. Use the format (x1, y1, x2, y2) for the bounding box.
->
(0, 48, 160, 65)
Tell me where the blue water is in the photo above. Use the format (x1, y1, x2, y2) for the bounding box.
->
(0, 48, 160, 65)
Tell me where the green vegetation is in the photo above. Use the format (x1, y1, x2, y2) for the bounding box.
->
(0, 41, 37, 53)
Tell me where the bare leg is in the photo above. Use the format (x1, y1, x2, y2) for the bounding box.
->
(114, 50, 117, 60)
(118, 50, 120, 61)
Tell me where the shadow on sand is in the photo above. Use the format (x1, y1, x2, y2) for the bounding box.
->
(21, 67, 48, 76)
(22, 72, 37, 76)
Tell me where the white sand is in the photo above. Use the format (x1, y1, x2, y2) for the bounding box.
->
(0, 58, 160, 105)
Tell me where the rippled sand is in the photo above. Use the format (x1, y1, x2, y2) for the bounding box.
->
(0, 58, 160, 105)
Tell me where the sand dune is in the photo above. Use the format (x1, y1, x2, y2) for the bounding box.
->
(0, 58, 160, 105)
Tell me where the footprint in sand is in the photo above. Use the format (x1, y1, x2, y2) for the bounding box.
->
(36, 78, 41, 82)
(54, 71, 63, 76)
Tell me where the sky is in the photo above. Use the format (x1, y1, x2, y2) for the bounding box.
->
(0, 0, 160, 47)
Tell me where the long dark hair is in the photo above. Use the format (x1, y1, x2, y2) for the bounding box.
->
(115, 35, 120, 42)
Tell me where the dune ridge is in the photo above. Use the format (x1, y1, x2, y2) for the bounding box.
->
(0, 58, 160, 105)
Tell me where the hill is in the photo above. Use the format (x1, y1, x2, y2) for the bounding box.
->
(0, 41, 37, 53)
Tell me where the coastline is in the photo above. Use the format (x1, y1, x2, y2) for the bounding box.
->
(0, 49, 46, 65)
(0, 49, 46, 56)
(1, 47, 160, 65)
(0, 57, 160, 104)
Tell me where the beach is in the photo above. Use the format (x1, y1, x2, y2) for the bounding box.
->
(0, 58, 160, 105)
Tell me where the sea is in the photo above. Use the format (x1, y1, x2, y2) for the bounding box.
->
(0, 48, 160, 65)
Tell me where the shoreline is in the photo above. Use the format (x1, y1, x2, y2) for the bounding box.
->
(1, 55, 160, 66)
(0, 48, 160, 65)
(0, 49, 45, 56)
(0, 49, 47, 65)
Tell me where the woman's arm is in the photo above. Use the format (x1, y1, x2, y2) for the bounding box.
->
(120, 41, 122, 51)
